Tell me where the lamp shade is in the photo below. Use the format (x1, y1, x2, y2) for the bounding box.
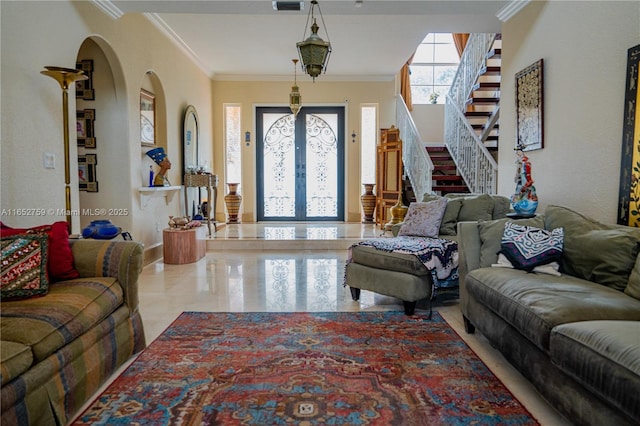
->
(297, 21, 331, 80)
(289, 84, 301, 116)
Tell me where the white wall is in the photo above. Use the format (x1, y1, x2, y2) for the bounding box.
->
(499, 0, 640, 223)
(411, 104, 445, 143)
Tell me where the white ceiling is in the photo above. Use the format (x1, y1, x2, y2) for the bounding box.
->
(104, 0, 517, 81)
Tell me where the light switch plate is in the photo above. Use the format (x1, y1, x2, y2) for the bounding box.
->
(43, 153, 55, 169)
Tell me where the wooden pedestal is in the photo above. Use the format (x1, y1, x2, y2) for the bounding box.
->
(163, 227, 206, 264)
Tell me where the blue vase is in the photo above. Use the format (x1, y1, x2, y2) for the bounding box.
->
(82, 220, 121, 240)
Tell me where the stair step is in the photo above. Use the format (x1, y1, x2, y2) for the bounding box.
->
(426, 146, 447, 152)
(433, 185, 470, 193)
(467, 97, 500, 105)
(487, 48, 502, 59)
(480, 66, 501, 76)
(474, 82, 501, 91)
(465, 111, 492, 117)
(434, 164, 457, 171)
(472, 123, 500, 130)
(433, 175, 464, 182)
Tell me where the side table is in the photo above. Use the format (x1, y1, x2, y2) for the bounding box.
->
(163, 227, 206, 264)
(184, 173, 218, 235)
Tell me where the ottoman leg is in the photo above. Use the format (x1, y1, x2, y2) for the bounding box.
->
(403, 301, 416, 315)
(350, 287, 361, 301)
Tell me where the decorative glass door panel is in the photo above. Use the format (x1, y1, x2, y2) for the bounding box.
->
(257, 107, 344, 221)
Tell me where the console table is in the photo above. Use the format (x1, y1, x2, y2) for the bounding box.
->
(184, 173, 218, 236)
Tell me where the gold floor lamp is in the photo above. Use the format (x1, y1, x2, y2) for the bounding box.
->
(41, 66, 88, 232)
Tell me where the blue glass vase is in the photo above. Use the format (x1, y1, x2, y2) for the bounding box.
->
(82, 220, 121, 239)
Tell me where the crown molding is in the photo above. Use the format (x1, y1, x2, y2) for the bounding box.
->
(496, 0, 531, 22)
(143, 13, 212, 77)
(90, 0, 124, 19)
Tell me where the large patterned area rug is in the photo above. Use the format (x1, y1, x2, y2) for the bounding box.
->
(74, 312, 539, 425)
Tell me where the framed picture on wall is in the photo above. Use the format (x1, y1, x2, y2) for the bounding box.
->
(617, 44, 640, 227)
(76, 109, 96, 148)
(78, 154, 98, 192)
(75, 59, 95, 101)
(140, 89, 156, 146)
(515, 59, 544, 152)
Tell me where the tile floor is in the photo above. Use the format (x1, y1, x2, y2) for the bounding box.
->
(134, 223, 569, 425)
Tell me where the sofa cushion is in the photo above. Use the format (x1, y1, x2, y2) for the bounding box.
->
(350, 245, 430, 276)
(398, 198, 448, 237)
(1, 234, 49, 300)
(550, 321, 640, 420)
(0, 341, 33, 386)
(465, 267, 640, 352)
(499, 222, 563, 271)
(451, 194, 494, 223)
(489, 195, 511, 219)
(0, 277, 124, 362)
(478, 216, 545, 267)
(625, 255, 640, 300)
(0, 221, 79, 282)
(544, 205, 640, 291)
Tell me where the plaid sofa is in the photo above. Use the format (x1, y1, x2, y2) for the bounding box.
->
(1, 239, 146, 425)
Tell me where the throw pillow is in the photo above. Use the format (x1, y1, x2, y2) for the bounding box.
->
(492, 253, 561, 276)
(0, 221, 79, 282)
(1, 234, 49, 300)
(544, 205, 640, 291)
(478, 216, 545, 268)
(499, 222, 564, 271)
(419, 193, 462, 236)
(398, 197, 448, 238)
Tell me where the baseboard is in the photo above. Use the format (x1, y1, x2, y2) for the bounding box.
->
(143, 243, 163, 266)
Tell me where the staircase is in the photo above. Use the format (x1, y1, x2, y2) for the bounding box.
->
(443, 33, 500, 194)
(466, 36, 501, 154)
(427, 146, 470, 195)
(396, 33, 501, 201)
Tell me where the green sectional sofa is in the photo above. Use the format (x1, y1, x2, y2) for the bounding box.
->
(1, 239, 146, 425)
(458, 205, 640, 425)
(346, 193, 510, 314)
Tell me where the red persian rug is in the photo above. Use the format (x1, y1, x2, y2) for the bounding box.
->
(74, 312, 539, 425)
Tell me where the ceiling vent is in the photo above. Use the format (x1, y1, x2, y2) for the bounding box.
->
(273, 1, 304, 11)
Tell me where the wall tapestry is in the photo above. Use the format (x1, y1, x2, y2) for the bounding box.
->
(617, 44, 640, 227)
(515, 59, 544, 152)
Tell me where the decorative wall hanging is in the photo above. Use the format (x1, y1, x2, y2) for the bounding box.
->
(617, 44, 640, 227)
(140, 89, 156, 146)
(76, 109, 96, 148)
(75, 60, 94, 100)
(78, 154, 98, 192)
(515, 59, 544, 152)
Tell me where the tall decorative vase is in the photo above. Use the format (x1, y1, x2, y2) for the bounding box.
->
(224, 183, 242, 224)
(360, 183, 376, 223)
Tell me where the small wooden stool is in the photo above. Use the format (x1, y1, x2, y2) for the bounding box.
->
(163, 227, 206, 264)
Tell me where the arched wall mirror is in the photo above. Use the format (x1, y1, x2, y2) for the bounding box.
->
(182, 105, 199, 176)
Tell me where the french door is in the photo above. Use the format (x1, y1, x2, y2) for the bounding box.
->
(256, 107, 345, 221)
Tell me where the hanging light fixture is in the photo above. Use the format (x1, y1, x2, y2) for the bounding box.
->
(289, 59, 302, 116)
(297, 0, 331, 81)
